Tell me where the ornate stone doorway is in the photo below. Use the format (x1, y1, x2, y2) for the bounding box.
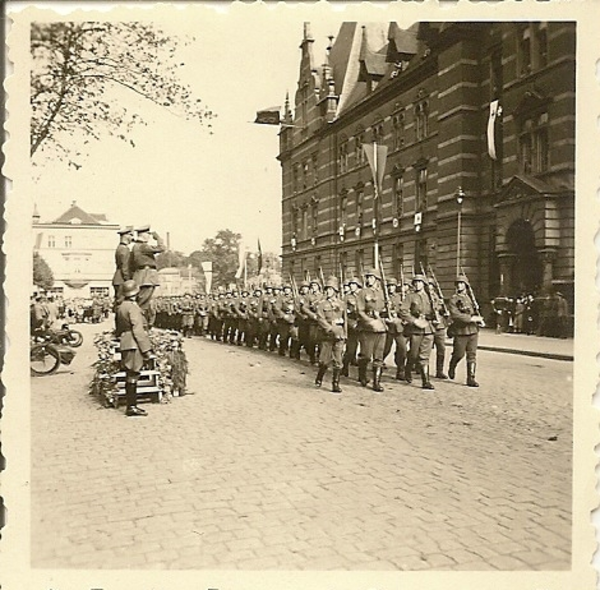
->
(505, 219, 543, 295)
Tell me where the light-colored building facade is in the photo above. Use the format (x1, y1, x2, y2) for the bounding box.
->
(278, 22, 575, 319)
(33, 201, 119, 298)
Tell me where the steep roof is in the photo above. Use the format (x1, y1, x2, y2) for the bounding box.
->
(52, 201, 107, 225)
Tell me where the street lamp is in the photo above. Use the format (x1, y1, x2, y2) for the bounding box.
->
(456, 186, 465, 275)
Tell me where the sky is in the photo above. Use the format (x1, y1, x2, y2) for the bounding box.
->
(17, 1, 409, 256)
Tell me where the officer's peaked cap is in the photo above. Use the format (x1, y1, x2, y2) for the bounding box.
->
(117, 225, 134, 235)
(135, 224, 151, 233)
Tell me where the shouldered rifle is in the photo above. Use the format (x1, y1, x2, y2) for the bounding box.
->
(289, 273, 298, 299)
(378, 258, 392, 316)
(318, 266, 326, 291)
(399, 263, 405, 302)
(428, 264, 450, 318)
(462, 271, 485, 326)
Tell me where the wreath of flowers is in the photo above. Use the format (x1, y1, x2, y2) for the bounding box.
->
(90, 329, 189, 408)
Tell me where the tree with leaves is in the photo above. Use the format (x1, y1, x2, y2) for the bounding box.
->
(31, 21, 214, 165)
(33, 252, 54, 290)
(198, 229, 242, 289)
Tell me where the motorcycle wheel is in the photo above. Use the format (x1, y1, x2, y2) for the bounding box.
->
(66, 330, 83, 347)
(30, 344, 60, 376)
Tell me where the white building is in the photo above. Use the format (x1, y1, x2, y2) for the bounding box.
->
(33, 201, 120, 298)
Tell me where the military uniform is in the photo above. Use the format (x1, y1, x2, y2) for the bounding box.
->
(116, 281, 154, 416)
(447, 275, 483, 387)
(314, 277, 346, 394)
(274, 287, 296, 356)
(341, 279, 361, 376)
(429, 281, 450, 379)
(382, 281, 408, 381)
(112, 229, 133, 309)
(356, 269, 387, 392)
(130, 228, 165, 328)
(399, 275, 436, 389)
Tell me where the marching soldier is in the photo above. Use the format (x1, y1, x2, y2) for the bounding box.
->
(447, 274, 485, 387)
(305, 279, 323, 364)
(399, 274, 437, 390)
(246, 287, 263, 348)
(115, 280, 156, 417)
(112, 226, 133, 312)
(382, 278, 408, 381)
(274, 284, 296, 356)
(130, 225, 165, 329)
(428, 278, 450, 380)
(257, 286, 273, 350)
(267, 285, 281, 352)
(341, 277, 362, 377)
(356, 268, 387, 393)
(314, 276, 346, 394)
(294, 281, 312, 361)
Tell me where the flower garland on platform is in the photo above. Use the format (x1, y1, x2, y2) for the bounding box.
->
(90, 329, 189, 408)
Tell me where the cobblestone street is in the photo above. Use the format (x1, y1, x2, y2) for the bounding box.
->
(31, 320, 572, 571)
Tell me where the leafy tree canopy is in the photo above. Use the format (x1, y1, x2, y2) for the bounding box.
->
(33, 252, 54, 290)
(31, 21, 214, 166)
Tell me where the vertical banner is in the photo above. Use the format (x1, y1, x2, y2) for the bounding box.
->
(201, 260, 213, 294)
(235, 240, 246, 280)
(487, 100, 501, 160)
(257, 238, 263, 275)
(363, 142, 389, 194)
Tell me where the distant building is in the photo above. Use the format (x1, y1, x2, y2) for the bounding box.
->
(32, 201, 119, 298)
(156, 267, 202, 296)
(278, 22, 575, 316)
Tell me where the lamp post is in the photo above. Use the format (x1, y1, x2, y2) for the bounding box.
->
(456, 186, 465, 275)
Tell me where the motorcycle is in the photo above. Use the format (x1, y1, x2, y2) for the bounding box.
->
(49, 323, 83, 348)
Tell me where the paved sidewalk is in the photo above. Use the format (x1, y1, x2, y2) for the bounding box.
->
(474, 330, 573, 361)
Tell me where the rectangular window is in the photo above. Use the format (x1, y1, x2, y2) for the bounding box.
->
(357, 134, 365, 166)
(48, 235, 55, 248)
(415, 238, 428, 271)
(519, 113, 549, 175)
(393, 113, 405, 151)
(293, 164, 300, 193)
(303, 161, 309, 190)
(393, 242, 404, 281)
(519, 26, 532, 76)
(312, 154, 318, 185)
(536, 23, 548, 69)
(415, 101, 429, 141)
(340, 193, 348, 226)
(302, 207, 309, 240)
(65, 235, 72, 248)
(311, 201, 318, 236)
(355, 249, 364, 276)
(490, 50, 503, 101)
(356, 189, 364, 227)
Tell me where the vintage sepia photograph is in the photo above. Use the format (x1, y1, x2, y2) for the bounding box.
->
(2, 1, 598, 589)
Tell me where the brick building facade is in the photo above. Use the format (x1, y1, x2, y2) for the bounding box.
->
(278, 22, 575, 317)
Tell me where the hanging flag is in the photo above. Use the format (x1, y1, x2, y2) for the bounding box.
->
(257, 238, 263, 275)
(201, 261, 213, 294)
(235, 240, 246, 280)
(254, 107, 282, 125)
(487, 100, 502, 160)
(363, 143, 389, 195)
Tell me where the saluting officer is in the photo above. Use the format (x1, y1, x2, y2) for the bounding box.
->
(116, 280, 156, 417)
(356, 268, 387, 393)
(314, 276, 347, 394)
(399, 274, 436, 390)
(130, 225, 165, 329)
(447, 274, 484, 387)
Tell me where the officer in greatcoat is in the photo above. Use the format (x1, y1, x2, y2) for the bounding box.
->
(116, 280, 156, 416)
(112, 226, 134, 311)
(130, 225, 165, 329)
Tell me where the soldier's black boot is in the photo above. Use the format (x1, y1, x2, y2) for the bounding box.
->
(420, 364, 435, 390)
(436, 356, 448, 379)
(405, 360, 413, 384)
(467, 361, 479, 387)
(125, 381, 147, 416)
(315, 363, 327, 387)
(395, 362, 405, 381)
(331, 368, 342, 394)
(372, 365, 384, 393)
(358, 359, 369, 387)
(448, 357, 458, 380)
(341, 359, 349, 377)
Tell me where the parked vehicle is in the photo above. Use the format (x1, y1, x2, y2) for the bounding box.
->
(49, 323, 83, 348)
(30, 335, 76, 376)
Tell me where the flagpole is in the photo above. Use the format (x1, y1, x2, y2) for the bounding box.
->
(244, 252, 247, 290)
(373, 141, 379, 269)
